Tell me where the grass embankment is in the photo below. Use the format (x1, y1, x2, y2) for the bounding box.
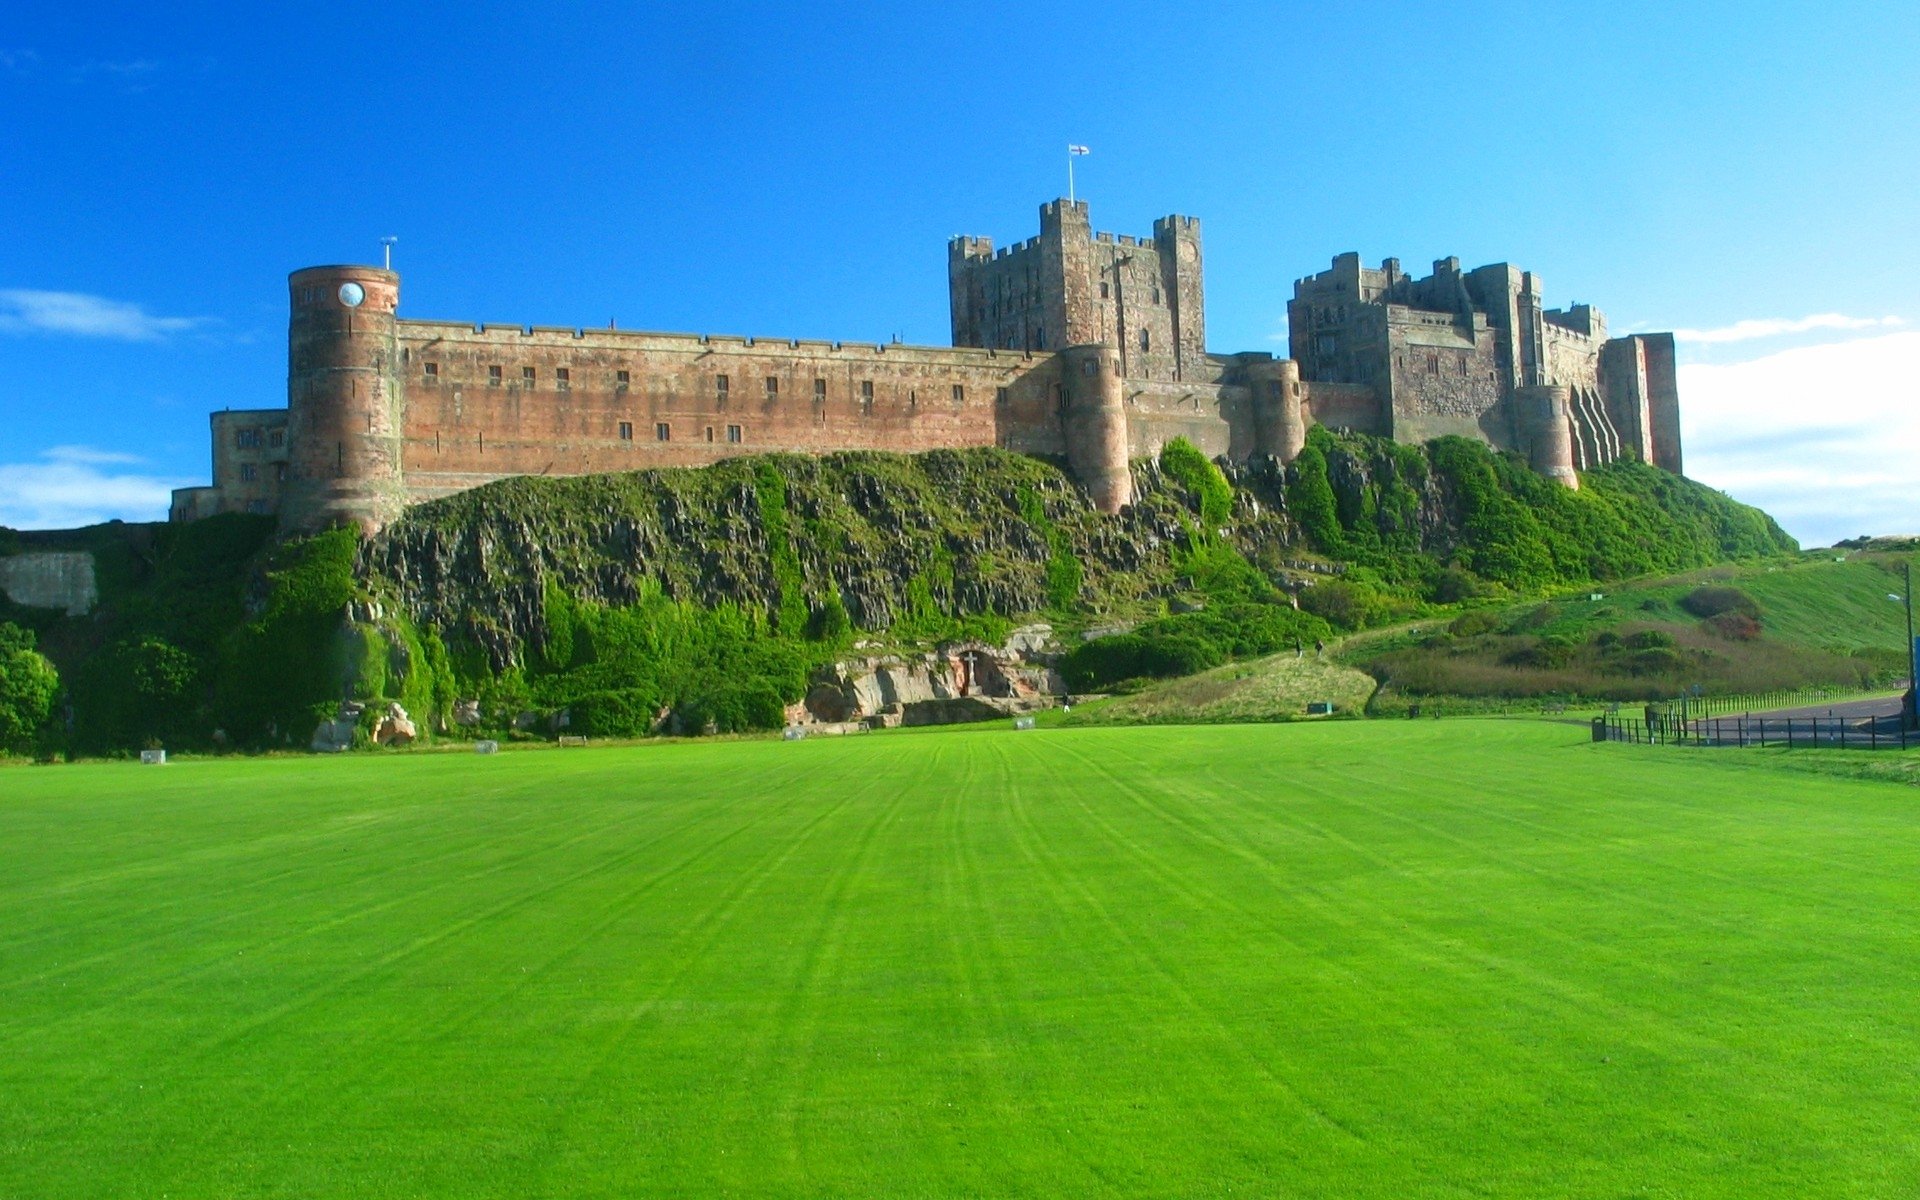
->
(1348, 551, 1913, 710)
(1057, 648, 1377, 725)
(6, 721, 1920, 1197)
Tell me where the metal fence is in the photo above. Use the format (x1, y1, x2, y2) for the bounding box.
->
(1594, 713, 1914, 750)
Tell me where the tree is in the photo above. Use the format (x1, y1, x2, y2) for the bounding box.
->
(0, 622, 59, 755)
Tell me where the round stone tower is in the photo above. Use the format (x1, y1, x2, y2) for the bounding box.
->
(280, 265, 407, 534)
(1515, 385, 1579, 490)
(1058, 344, 1133, 513)
(1247, 357, 1305, 463)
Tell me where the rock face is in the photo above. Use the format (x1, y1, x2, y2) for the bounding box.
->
(798, 626, 1063, 731)
(0, 552, 98, 616)
(311, 701, 363, 753)
(356, 450, 1200, 674)
(313, 700, 416, 750)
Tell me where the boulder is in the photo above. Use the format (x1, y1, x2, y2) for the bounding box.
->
(373, 702, 416, 747)
(452, 698, 482, 726)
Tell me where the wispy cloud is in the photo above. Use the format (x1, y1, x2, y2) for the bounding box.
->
(0, 49, 37, 71)
(1673, 313, 1904, 345)
(0, 447, 188, 530)
(0, 289, 207, 342)
(1681, 330, 1920, 546)
(43, 445, 146, 467)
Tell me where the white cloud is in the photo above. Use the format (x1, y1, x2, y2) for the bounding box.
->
(0, 289, 206, 342)
(0, 447, 188, 530)
(1680, 331, 1920, 547)
(1673, 313, 1904, 345)
(42, 445, 145, 466)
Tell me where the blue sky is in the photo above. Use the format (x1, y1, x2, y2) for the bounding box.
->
(3, 1, 1916, 544)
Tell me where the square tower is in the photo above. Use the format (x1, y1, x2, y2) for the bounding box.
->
(948, 200, 1205, 382)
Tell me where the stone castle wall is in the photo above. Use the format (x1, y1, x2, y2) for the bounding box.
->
(173, 198, 1683, 531)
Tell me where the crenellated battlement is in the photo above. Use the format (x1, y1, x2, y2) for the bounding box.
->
(174, 195, 1683, 531)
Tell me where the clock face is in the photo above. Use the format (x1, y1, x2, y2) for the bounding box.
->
(338, 282, 366, 308)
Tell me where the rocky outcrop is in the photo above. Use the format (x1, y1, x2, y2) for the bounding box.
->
(797, 625, 1063, 730)
(0, 552, 98, 616)
(357, 450, 1199, 673)
(313, 700, 416, 751)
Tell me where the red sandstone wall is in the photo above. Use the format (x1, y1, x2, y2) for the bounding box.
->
(393, 323, 1073, 502)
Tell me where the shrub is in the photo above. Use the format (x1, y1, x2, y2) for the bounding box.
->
(1448, 610, 1500, 638)
(1432, 567, 1487, 604)
(1159, 438, 1233, 528)
(568, 689, 660, 738)
(1704, 611, 1764, 642)
(1506, 635, 1578, 669)
(1622, 629, 1676, 651)
(0, 623, 58, 755)
(1297, 579, 1390, 630)
(1682, 585, 1761, 620)
(1627, 646, 1687, 676)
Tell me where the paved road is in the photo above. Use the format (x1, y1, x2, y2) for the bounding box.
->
(1743, 693, 1905, 722)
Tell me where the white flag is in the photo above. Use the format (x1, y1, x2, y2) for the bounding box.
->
(1068, 144, 1090, 155)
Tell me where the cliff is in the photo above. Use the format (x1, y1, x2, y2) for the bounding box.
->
(3, 435, 1795, 753)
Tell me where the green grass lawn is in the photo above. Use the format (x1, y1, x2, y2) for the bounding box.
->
(5, 722, 1920, 1197)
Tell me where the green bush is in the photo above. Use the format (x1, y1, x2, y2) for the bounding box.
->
(0, 623, 59, 755)
(1705, 612, 1764, 642)
(1297, 578, 1391, 630)
(568, 689, 660, 738)
(1682, 586, 1761, 620)
(1159, 438, 1234, 528)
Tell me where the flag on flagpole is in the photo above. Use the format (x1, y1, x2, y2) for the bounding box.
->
(1068, 144, 1090, 155)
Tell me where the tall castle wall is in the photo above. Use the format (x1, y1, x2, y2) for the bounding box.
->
(173, 198, 1686, 533)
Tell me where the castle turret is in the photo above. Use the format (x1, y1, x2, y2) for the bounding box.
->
(1516, 385, 1579, 490)
(1059, 344, 1132, 513)
(281, 266, 406, 534)
(1247, 357, 1306, 463)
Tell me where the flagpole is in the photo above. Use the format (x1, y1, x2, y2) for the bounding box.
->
(1068, 146, 1076, 203)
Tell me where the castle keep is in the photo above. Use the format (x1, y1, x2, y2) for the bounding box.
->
(170, 199, 1682, 533)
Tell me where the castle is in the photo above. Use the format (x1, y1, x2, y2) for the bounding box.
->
(169, 198, 1682, 533)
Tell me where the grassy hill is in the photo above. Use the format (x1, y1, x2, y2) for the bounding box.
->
(6, 720, 1920, 1195)
(1347, 550, 1914, 711)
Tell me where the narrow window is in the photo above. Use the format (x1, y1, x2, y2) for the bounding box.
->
(727, 424, 743, 444)
(1427, 354, 1439, 375)
(556, 368, 571, 390)
(268, 429, 285, 449)
(1152, 287, 1162, 305)
(488, 364, 503, 387)
(996, 386, 1010, 406)
(813, 378, 827, 402)
(618, 421, 633, 441)
(423, 361, 439, 383)
(241, 463, 258, 482)
(715, 374, 730, 400)
(616, 369, 630, 389)
(522, 366, 536, 385)
(951, 384, 964, 402)
(656, 422, 671, 442)
(1139, 328, 1150, 352)
(764, 376, 778, 398)
(860, 380, 874, 403)
(1100, 282, 1111, 299)
(705, 426, 716, 443)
